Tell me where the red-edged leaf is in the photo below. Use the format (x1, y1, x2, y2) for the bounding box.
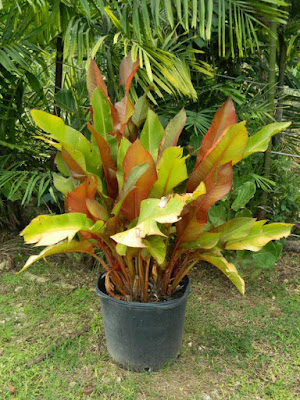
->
(86, 199, 109, 221)
(115, 95, 135, 135)
(193, 162, 233, 224)
(67, 176, 97, 220)
(176, 163, 233, 245)
(121, 139, 157, 221)
(187, 121, 247, 192)
(119, 51, 140, 95)
(195, 98, 236, 168)
(88, 123, 118, 198)
(176, 209, 206, 244)
(61, 147, 86, 180)
(157, 108, 186, 161)
(87, 59, 108, 101)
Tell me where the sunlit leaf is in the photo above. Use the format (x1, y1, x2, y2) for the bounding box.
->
(20, 213, 95, 246)
(225, 221, 293, 251)
(121, 139, 157, 221)
(19, 240, 95, 273)
(244, 121, 291, 158)
(158, 108, 186, 160)
(149, 147, 188, 198)
(112, 195, 186, 247)
(199, 253, 245, 295)
(140, 109, 164, 162)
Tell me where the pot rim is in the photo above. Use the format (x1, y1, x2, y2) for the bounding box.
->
(96, 273, 190, 309)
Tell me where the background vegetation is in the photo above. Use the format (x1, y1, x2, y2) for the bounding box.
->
(0, 1, 299, 238)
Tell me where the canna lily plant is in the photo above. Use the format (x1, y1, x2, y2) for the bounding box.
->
(20, 54, 293, 302)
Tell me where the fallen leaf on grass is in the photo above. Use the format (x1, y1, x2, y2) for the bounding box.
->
(271, 309, 281, 318)
(83, 386, 94, 395)
(8, 385, 16, 396)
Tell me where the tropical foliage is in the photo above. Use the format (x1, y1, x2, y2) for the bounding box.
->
(19, 55, 292, 302)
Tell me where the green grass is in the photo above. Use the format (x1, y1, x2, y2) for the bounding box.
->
(0, 247, 299, 399)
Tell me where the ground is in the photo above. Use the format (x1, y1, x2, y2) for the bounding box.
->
(0, 239, 299, 400)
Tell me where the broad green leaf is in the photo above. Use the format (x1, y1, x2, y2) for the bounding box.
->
(21, 213, 95, 246)
(113, 163, 149, 216)
(231, 182, 256, 211)
(88, 123, 117, 198)
(86, 199, 109, 221)
(149, 147, 188, 198)
(252, 241, 282, 268)
(235, 208, 252, 218)
(158, 108, 186, 160)
(212, 218, 256, 244)
(55, 152, 70, 176)
(53, 173, 75, 196)
(187, 121, 248, 192)
(143, 236, 166, 265)
(92, 88, 114, 139)
(112, 195, 186, 247)
(208, 203, 227, 226)
(226, 221, 293, 251)
(199, 253, 245, 295)
(18, 240, 95, 274)
(244, 122, 291, 159)
(140, 110, 164, 162)
(117, 137, 131, 191)
(132, 94, 149, 128)
(30, 110, 101, 176)
(116, 243, 127, 256)
(180, 232, 221, 250)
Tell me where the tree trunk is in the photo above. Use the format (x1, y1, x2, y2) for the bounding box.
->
(54, 35, 63, 117)
(274, 30, 287, 145)
(259, 19, 278, 220)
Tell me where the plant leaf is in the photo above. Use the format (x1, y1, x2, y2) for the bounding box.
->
(140, 109, 164, 162)
(225, 221, 293, 251)
(149, 147, 188, 198)
(92, 88, 114, 139)
(117, 137, 131, 191)
(113, 162, 149, 216)
(180, 232, 221, 250)
(244, 121, 291, 158)
(193, 162, 233, 224)
(143, 236, 166, 265)
(231, 182, 256, 211)
(30, 110, 101, 176)
(88, 123, 118, 198)
(195, 98, 236, 168)
(211, 218, 256, 245)
(112, 195, 186, 247)
(157, 108, 186, 161)
(121, 139, 157, 221)
(20, 213, 95, 246)
(132, 94, 149, 128)
(187, 121, 248, 192)
(115, 95, 135, 135)
(199, 253, 245, 295)
(119, 51, 140, 95)
(53, 173, 75, 196)
(87, 58, 108, 101)
(18, 240, 95, 273)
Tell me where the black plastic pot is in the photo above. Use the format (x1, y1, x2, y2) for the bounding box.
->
(96, 274, 190, 372)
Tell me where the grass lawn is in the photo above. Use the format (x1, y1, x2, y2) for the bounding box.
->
(0, 239, 299, 399)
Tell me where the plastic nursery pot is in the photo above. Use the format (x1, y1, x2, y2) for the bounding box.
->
(96, 274, 190, 372)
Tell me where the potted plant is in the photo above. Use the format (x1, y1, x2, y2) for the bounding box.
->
(19, 54, 292, 371)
